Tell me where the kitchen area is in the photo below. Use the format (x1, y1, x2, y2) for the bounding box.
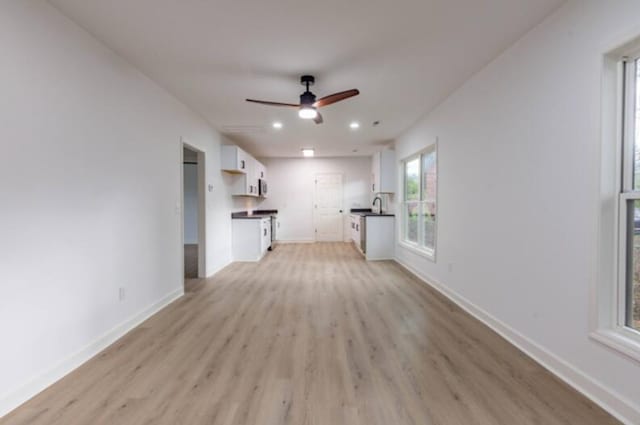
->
(222, 144, 396, 262)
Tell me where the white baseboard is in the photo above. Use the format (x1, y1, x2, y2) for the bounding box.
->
(273, 239, 315, 244)
(0, 287, 184, 419)
(394, 258, 640, 425)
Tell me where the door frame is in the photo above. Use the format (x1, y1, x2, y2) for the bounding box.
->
(180, 138, 207, 284)
(313, 172, 344, 242)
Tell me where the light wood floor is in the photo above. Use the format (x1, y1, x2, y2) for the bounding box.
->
(1, 243, 619, 425)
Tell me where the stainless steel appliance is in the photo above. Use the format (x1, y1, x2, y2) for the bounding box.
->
(259, 179, 268, 197)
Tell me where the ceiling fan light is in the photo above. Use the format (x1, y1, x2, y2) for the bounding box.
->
(298, 106, 318, 119)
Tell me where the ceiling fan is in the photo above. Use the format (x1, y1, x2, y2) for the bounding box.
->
(246, 75, 359, 124)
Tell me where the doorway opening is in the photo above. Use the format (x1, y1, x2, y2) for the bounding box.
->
(181, 142, 206, 285)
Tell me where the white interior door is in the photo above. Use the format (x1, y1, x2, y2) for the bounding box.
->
(314, 173, 343, 242)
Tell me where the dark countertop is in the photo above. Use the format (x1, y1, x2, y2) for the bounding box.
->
(349, 208, 395, 217)
(231, 209, 278, 220)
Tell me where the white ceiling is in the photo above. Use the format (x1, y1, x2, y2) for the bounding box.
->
(49, 0, 564, 158)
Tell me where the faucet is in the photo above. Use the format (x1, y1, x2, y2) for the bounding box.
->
(372, 196, 382, 213)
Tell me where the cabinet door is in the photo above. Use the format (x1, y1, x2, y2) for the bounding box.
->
(222, 145, 250, 174)
(236, 148, 249, 173)
(255, 161, 266, 180)
(372, 151, 381, 193)
(245, 158, 260, 197)
(245, 159, 254, 195)
(371, 149, 396, 193)
(350, 215, 357, 242)
(261, 219, 271, 253)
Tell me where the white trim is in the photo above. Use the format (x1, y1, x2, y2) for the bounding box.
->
(394, 258, 640, 425)
(591, 328, 640, 364)
(275, 239, 316, 244)
(180, 137, 207, 280)
(0, 288, 184, 419)
(398, 240, 435, 261)
(593, 46, 640, 363)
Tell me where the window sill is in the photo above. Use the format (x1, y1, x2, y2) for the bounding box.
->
(398, 241, 436, 262)
(590, 327, 640, 364)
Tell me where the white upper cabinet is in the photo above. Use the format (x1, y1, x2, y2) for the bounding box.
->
(371, 149, 396, 194)
(221, 145, 250, 173)
(221, 145, 264, 197)
(233, 158, 258, 197)
(255, 161, 266, 181)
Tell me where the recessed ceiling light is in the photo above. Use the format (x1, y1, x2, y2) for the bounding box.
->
(272, 121, 283, 129)
(301, 148, 315, 157)
(350, 122, 360, 129)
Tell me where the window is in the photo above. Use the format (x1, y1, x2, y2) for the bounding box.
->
(593, 44, 640, 361)
(401, 145, 437, 258)
(619, 54, 640, 333)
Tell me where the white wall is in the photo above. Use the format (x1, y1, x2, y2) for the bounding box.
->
(0, 0, 235, 415)
(259, 157, 371, 242)
(183, 163, 198, 244)
(393, 0, 640, 422)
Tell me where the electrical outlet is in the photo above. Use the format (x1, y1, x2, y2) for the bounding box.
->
(119, 287, 126, 302)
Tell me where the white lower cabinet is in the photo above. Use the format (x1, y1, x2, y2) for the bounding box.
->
(350, 215, 394, 260)
(349, 214, 361, 247)
(232, 217, 271, 262)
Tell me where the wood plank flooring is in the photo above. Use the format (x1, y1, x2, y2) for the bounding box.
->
(1, 243, 619, 424)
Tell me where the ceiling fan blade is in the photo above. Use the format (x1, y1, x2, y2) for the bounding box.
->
(246, 99, 300, 108)
(313, 112, 324, 125)
(313, 89, 359, 108)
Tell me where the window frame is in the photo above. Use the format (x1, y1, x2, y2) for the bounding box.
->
(400, 144, 438, 260)
(593, 44, 640, 362)
(617, 54, 640, 335)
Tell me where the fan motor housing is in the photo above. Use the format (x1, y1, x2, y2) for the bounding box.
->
(300, 91, 316, 106)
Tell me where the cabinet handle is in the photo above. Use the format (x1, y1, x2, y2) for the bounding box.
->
(240, 160, 245, 169)
(372, 184, 375, 192)
(264, 228, 267, 236)
(356, 224, 359, 231)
